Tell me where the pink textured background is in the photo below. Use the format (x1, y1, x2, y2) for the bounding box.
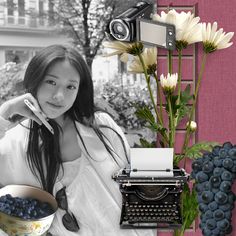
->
(156, 0, 236, 235)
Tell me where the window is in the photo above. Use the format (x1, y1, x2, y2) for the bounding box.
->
(39, 0, 44, 25)
(7, 0, 14, 16)
(6, 50, 30, 64)
(48, 0, 55, 25)
(18, 0, 25, 17)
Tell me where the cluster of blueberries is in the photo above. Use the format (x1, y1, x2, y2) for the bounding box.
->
(191, 142, 236, 236)
(0, 194, 54, 220)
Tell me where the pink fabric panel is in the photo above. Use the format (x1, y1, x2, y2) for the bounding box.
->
(158, 57, 194, 81)
(156, 0, 236, 235)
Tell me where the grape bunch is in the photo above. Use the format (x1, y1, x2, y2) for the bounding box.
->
(191, 142, 236, 236)
(0, 194, 54, 220)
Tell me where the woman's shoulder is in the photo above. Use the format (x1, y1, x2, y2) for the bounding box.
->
(3, 119, 30, 142)
(0, 120, 30, 155)
(94, 111, 113, 121)
(94, 111, 127, 142)
(94, 111, 118, 128)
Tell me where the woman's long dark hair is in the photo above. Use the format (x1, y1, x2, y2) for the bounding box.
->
(23, 44, 128, 194)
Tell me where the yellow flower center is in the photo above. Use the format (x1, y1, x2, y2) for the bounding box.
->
(147, 64, 157, 75)
(127, 42, 143, 55)
(203, 41, 217, 53)
(176, 40, 188, 51)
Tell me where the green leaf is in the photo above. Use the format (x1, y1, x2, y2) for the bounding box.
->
(175, 85, 193, 126)
(171, 95, 180, 116)
(134, 104, 155, 124)
(165, 95, 179, 116)
(173, 154, 183, 166)
(181, 84, 192, 104)
(185, 141, 219, 159)
(176, 104, 191, 126)
(146, 124, 167, 133)
(139, 138, 156, 148)
(134, 103, 166, 135)
(181, 184, 199, 233)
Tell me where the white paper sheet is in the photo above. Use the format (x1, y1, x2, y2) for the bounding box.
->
(130, 148, 174, 177)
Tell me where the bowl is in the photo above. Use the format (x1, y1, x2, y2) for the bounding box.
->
(0, 185, 58, 236)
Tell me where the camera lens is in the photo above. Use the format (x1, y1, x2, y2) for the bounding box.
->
(109, 19, 129, 41)
(114, 23, 123, 33)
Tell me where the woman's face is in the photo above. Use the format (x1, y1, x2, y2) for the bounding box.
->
(37, 60, 80, 122)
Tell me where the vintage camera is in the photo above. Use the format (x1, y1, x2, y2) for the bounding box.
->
(108, 1, 176, 50)
(108, 1, 153, 42)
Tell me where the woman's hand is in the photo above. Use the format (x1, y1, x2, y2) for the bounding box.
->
(0, 93, 44, 125)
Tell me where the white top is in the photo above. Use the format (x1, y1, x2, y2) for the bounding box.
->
(0, 112, 156, 236)
(59, 155, 82, 187)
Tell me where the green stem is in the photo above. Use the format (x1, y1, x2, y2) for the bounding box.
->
(153, 72, 164, 125)
(177, 49, 183, 104)
(173, 229, 180, 236)
(180, 213, 190, 236)
(183, 131, 191, 169)
(172, 50, 183, 148)
(167, 94, 174, 147)
(181, 52, 208, 162)
(167, 50, 175, 147)
(138, 54, 169, 145)
(168, 50, 173, 74)
(154, 72, 166, 147)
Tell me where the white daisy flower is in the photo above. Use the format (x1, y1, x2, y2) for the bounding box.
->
(202, 22, 234, 53)
(160, 73, 178, 93)
(102, 41, 143, 62)
(128, 47, 157, 74)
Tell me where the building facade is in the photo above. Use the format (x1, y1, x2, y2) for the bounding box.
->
(0, 0, 69, 66)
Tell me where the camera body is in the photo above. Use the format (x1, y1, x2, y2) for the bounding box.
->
(108, 1, 153, 42)
(107, 2, 176, 50)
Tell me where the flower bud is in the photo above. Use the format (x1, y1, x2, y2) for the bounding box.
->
(160, 73, 178, 93)
(187, 121, 197, 132)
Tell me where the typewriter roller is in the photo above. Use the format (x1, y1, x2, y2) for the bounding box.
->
(113, 167, 189, 229)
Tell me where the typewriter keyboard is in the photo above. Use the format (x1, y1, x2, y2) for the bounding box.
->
(123, 202, 180, 223)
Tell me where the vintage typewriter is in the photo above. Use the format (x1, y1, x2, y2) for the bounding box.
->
(113, 148, 189, 229)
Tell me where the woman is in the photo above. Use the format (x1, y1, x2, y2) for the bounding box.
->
(0, 45, 156, 236)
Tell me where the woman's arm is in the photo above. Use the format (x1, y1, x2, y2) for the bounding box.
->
(0, 93, 43, 138)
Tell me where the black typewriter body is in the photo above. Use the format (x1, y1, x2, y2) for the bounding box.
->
(112, 167, 189, 229)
